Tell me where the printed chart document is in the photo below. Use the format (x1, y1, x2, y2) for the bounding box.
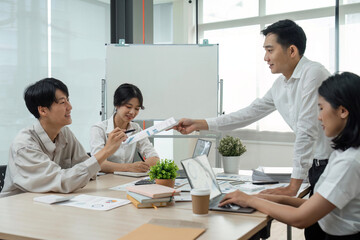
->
(124, 117, 177, 144)
(58, 194, 130, 211)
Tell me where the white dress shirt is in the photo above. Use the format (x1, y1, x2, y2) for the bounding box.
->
(315, 147, 360, 235)
(1, 121, 100, 198)
(90, 114, 159, 163)
(206, 56, 333, 179)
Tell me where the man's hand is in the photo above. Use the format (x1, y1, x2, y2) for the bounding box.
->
(172, 118, 208, 134)
(218, 190, 253, 208)
(95, 128, 127, 164)
(260, 178, 303, 196)
(105, 128, 127, 154)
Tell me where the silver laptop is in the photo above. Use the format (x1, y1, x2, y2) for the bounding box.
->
(177, 139, 212, 179)
(181, 155, 254, 214)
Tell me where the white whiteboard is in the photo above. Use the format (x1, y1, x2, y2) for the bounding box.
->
(105, 44, 218, 120)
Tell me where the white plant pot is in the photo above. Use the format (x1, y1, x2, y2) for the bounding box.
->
(222, 156, 240, 174)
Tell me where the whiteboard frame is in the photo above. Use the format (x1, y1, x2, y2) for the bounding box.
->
(104, 44, 219, 121)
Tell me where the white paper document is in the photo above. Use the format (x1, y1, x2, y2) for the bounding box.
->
(124, 117, 177, 144)
(252, 166, 293, 183)
(33, 195, 73, 204)
(216, 173, 252, 182)
(174, 192, 192, 202)
(110, 180, 140, 191)
(58, 194, 130, 211)
(114, 171, 149, 177)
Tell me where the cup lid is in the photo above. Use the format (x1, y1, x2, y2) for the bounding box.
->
(191, 188, 210, 196)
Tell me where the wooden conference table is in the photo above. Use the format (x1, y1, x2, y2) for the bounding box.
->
(0, 174, 270, 240)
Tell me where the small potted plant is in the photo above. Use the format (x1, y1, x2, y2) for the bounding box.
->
(218, 135, 246, 174)
(149, 159, 179, 188)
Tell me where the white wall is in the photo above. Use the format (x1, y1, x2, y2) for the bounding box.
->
(199, 130, 295, 170)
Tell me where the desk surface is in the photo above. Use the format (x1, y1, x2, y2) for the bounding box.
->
(0, 174, 269, 240)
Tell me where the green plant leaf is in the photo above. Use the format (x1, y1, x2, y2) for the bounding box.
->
(148, 158, 179, 180)
(218, 135, 247, 157)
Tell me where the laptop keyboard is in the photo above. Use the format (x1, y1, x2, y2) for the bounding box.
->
(220, 204, 232, 209)
(210, 194, 241, 209)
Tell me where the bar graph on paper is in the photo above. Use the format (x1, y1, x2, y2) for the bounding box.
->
(124, 117, 177, 144)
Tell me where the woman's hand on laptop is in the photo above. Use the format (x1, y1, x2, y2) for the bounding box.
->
(219, 190, 253, 208)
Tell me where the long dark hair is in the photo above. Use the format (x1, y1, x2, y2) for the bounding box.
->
(113, 83, 145, 110)
(318, 72, 360, 150)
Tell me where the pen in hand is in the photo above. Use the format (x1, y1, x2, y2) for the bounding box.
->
(106, 129, 135, 138)
(137, 152, 145, 162)
(252, 181, 279, 185)
(125, 129, 136, 134)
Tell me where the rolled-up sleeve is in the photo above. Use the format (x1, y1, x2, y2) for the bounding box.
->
(206, 89, 276, 131)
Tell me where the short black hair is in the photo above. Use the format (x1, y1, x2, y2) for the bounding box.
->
(318, 72, 360, 151)
(261, 19, 307, 56)
(24, 78, 69, 119)
(113, 83, 144, 110)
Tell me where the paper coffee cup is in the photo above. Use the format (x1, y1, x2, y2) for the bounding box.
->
(191, 188, 210, 215)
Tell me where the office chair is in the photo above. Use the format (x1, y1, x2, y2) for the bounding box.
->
(0, 165, 6, 192)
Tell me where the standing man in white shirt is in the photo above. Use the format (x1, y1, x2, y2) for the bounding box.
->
(1, 78, 127, 197)
(173, 19, 333, 197)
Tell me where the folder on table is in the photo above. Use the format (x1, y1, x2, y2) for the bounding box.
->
(119, 219, 206, 240)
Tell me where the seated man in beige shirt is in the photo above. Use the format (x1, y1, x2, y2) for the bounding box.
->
(1, 78, 127, 197)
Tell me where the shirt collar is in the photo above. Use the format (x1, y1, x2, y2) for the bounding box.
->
(34, 121, 67, 152)
(288, 56, 309, 80)
(106, 114, 115, 134)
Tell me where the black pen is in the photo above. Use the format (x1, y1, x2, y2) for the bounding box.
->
(106, 129, 135, 137)
(137, 152, 145, 162)
(125, 129, 136, 134)
(252, 181, 279, 185)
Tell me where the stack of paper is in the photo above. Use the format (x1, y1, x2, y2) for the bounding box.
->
(252, 167, 292, 183)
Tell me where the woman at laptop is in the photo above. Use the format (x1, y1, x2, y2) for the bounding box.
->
(220, 72, 360, 239)
(90, 83, 159, 173)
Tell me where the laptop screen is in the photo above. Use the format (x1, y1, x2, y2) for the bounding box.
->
(192, 139, 212, 158)
(181, 155, 221, 199)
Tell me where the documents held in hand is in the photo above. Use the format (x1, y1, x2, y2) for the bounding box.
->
(124, 117, 177, 144)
